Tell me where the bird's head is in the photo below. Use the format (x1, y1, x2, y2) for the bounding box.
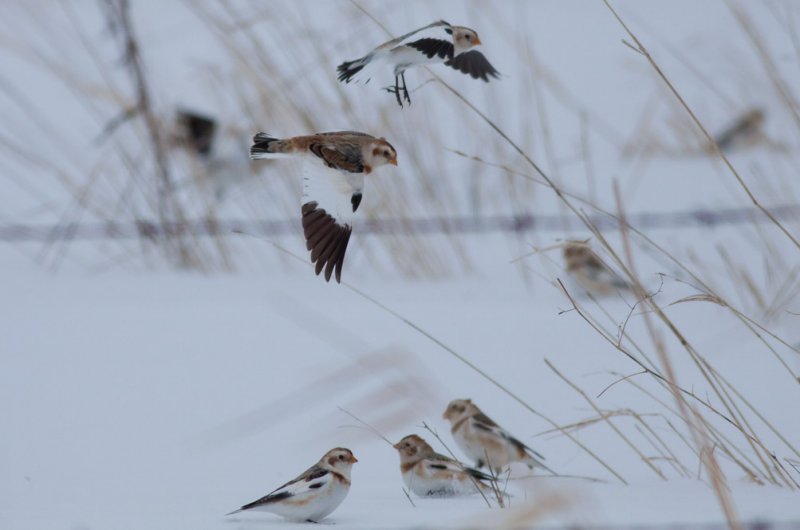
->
(393, 434, 433, 464)
(321, 447, 358, 477)
(367, 138, 398, 169)
(442, 398, 476, 423)
(447, 26, 482, 54)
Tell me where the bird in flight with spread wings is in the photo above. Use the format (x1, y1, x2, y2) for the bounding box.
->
(337, 20, 500, 107)
(250, 131, 398, 283)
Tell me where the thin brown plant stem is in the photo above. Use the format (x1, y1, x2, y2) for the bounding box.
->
(614, 186, 742, 529)
(603, 0, 800, 252)
(587, 209, 782, 486)
(545, 359, 667, 480)
(629, 375, 768, 485)
(726, 1, 800, 129)
(631, 412, 692, 478)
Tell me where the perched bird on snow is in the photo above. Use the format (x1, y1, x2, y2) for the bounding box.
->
(250, 131, 398, 283)
(393, 434, 495, 497)
(337, 20, 500, 107)
(443, 399, 552, 474)
(563, 240, 630, 295)
(227, 447, 358, 523)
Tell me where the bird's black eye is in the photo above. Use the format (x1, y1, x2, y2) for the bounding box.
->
(383, 150, 389, 157)
(339, 454, 344, 460)
(466, 35, 471, 40)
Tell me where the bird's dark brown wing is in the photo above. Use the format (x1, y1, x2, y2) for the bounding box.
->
(445, 50, 500, 82)
(302, 201, 353, 283)
(238, 467, 330, 510)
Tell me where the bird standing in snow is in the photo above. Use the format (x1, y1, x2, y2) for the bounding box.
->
(337, 20, 500, 107)
(393, 434, 495, 497)
(443, 399, 553, 474)
(227, 447, 358, 522)
(250, 131, 398, 283)
(563, 240, 630, 295)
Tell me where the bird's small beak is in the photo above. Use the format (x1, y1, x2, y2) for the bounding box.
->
(392, 442, 401, 450)
(442, 411, 448, 420)
(351, 455, 359, 463)
(473, 37, 482, 45)
(390, 157, 398, 166)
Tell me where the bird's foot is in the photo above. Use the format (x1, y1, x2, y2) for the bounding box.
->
(382, 85, 404, 108)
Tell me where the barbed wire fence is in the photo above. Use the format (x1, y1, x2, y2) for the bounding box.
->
(1, 204, 798, 242)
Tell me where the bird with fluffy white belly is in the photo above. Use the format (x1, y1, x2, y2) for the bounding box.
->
(393, 434, 495, 497)
(227, 447, 358, 523)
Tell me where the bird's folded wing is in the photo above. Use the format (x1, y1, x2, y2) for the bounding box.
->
(309, 143, 364, 173)
(240, 467, 331, 510)
(445, 50, 501, 81)
(472, 416, 546, 461)
(300, 159, 363, 282)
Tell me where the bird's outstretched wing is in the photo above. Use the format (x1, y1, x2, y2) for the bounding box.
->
(337, 21, 451, 83)
(406, 38, 454, 60)
(231, 466, 330, 513)
(300, 158, 364, 283)
(375, 20, 451, 52)
(445, 50, 500, 81)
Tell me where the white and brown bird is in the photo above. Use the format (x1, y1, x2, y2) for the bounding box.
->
(227, 447, 358, 523)
(393, 434, 494, 497)
(563, 240, 629, 295)
(250, 131, 398, 282)
(337, 20, 499, 106)
(443, 399, 552, 474)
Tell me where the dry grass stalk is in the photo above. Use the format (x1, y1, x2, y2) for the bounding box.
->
(545, 359, 667, 480)
(603, 0, 800, 252)
(612, 184, 742, 529)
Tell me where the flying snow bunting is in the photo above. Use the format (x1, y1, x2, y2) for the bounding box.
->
(393, 434, 495, 497)
(563, 240, 630, 295)
(337, 20, 500, 107)
(227, 447, 357, 522)
(250, 131, 398, 282)
(443, 399, 553, 474)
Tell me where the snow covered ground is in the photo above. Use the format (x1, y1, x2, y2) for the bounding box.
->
(2, 1, 800, 529)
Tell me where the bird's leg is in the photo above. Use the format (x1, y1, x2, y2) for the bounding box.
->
(382, 74, 403, 107)
(401, 72, 411, 104)
(392, 73, 403, 107)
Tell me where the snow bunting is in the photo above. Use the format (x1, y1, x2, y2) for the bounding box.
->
(174, 109, 217, 156)
(337, 20, 499, 107)
(393, 434, 494, 497)
(443, 399, 552, 474)
(713, 108, 765, 152)
(227, 447, 357, 522)
(249, 131, 398, 282)
(563, 240, 629, 295)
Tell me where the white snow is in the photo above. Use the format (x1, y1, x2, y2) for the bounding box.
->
(2, 1, 800, 529)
